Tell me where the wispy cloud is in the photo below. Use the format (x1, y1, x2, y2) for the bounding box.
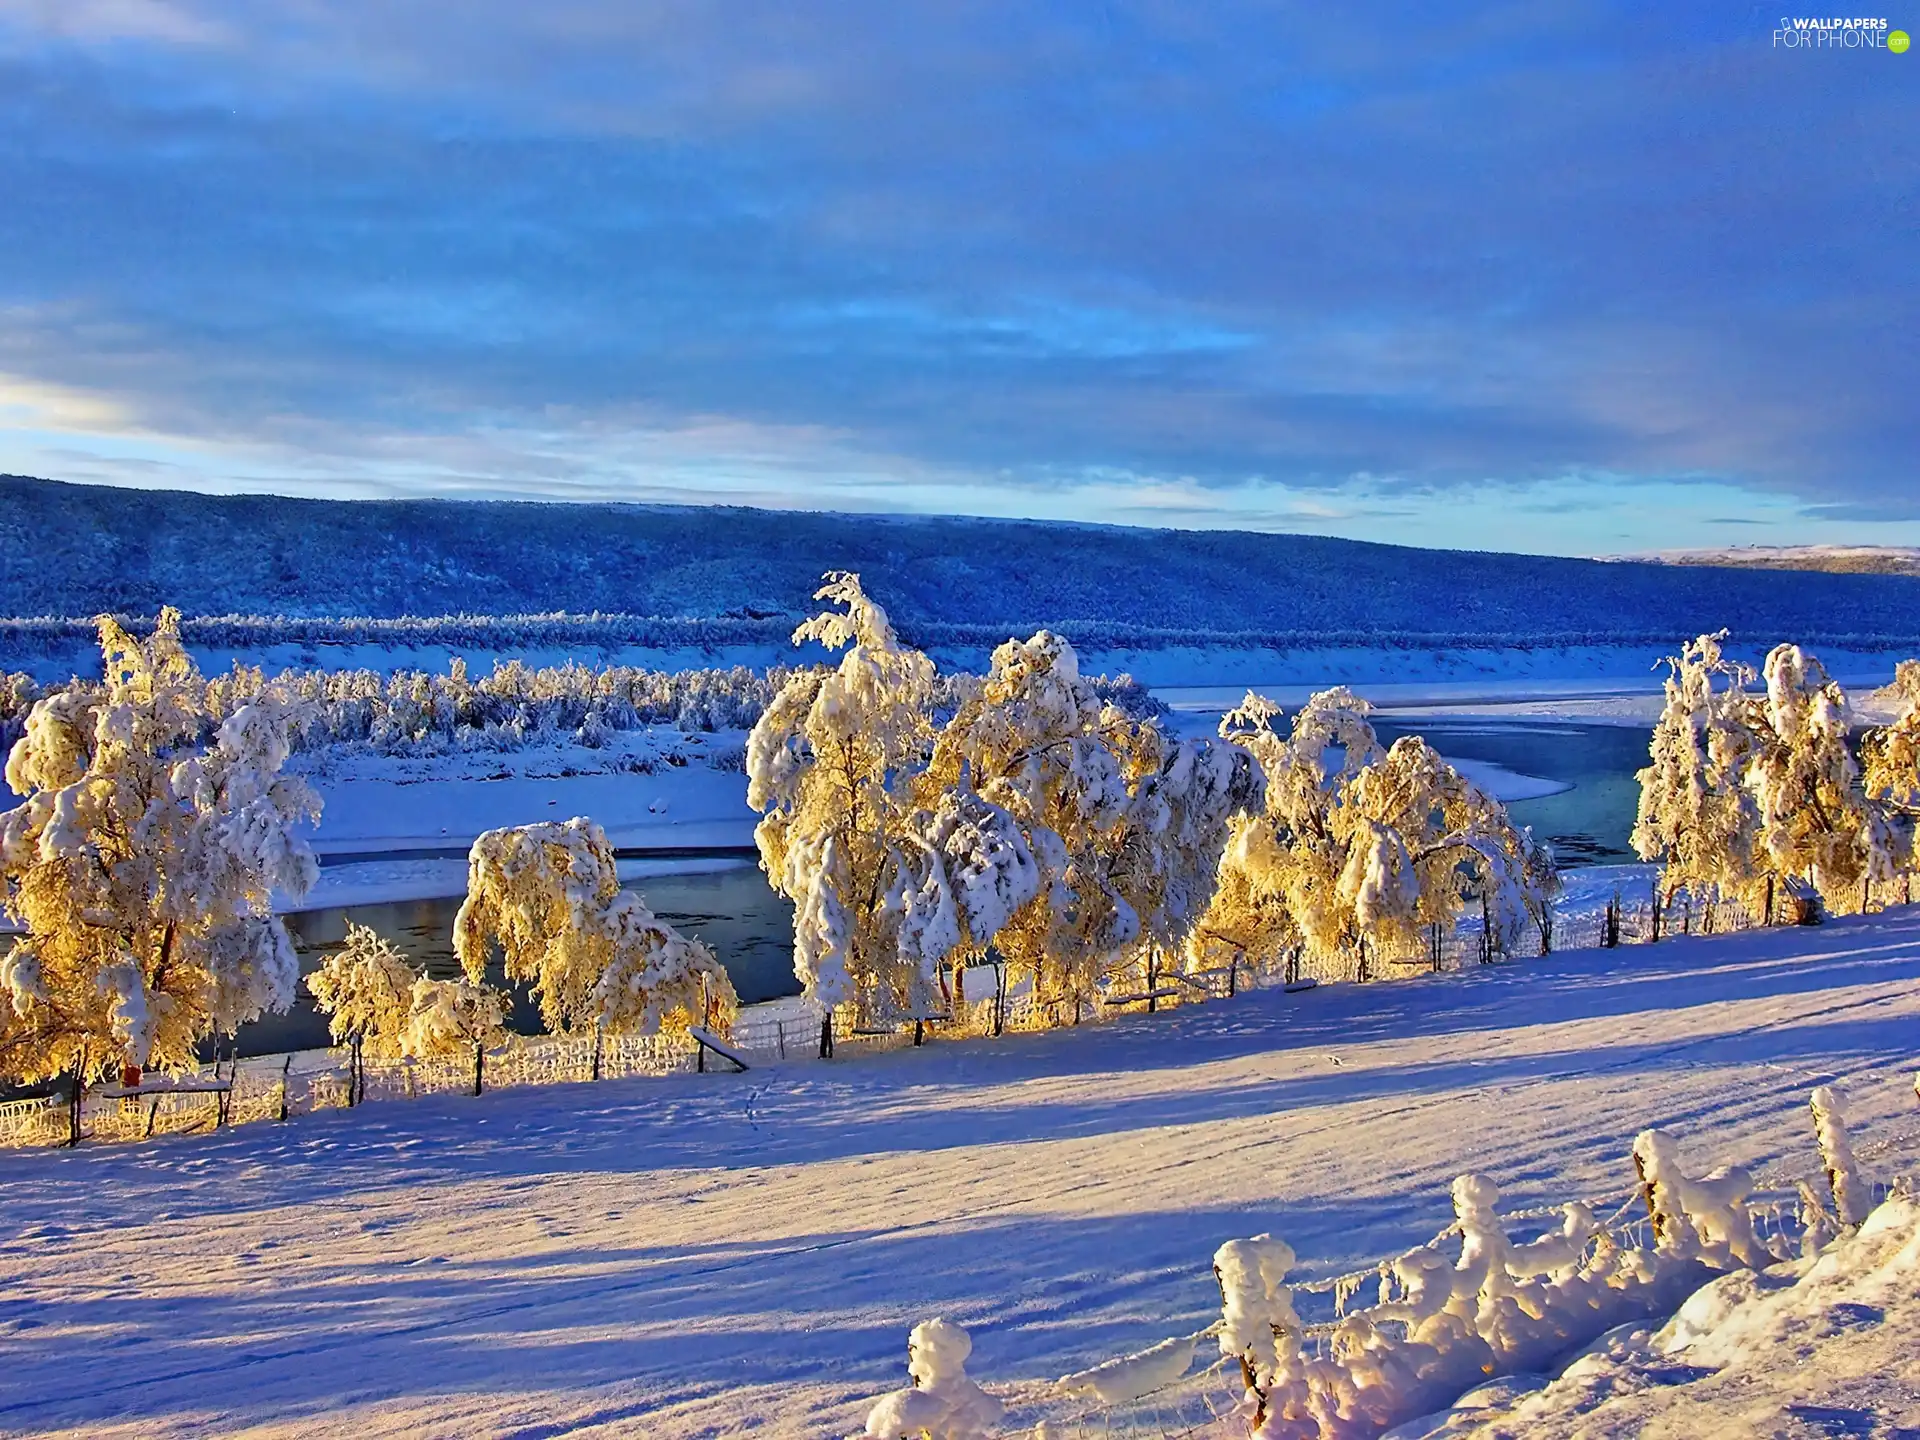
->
(0, 2, 1914, 553)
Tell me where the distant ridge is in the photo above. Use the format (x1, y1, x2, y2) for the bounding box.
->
(5, 474, 1919, 649)
(1622, 545, 1920, 579)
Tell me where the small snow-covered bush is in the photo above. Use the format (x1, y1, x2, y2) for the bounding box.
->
(402, 976, 508, 1095)
(862, 1318, 1003, 1440)
(307, 923, 419, 1104)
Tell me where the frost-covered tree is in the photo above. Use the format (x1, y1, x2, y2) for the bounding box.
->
(307, 922, 418, 1104)
(1747, 644, 1895, 914)
(748, 574, 938, 1031)
(453, 817, 738, 1048)
(1201, 689, 1553, 976)
(925, 631, 1138, 1013)
(1861, 661, 1920, 885)
(1102, 712, 1264, 998)
(0, 610, 319, 1134)
(748, 575, 1041, 1038)
(1632, 634, 1768, 915)
(401, 975, 508, 1095)
(1863, 660, 1920, 816)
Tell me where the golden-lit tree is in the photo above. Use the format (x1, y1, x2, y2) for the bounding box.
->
(1201, 689, 1553, 977)
(0, 610, 318, 1137)
(453, 816, 738, 1046)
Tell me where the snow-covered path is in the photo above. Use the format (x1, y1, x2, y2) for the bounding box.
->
(5, 913, 1920, 1438)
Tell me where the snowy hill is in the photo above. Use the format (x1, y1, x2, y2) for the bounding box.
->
(6, 474, 1920, 653)
(1624, 544, 1920, 578)
(3, 907, 1918, 1436)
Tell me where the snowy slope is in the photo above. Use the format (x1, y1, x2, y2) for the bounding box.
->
(7, 475, 1920, 665)
(2, 909, 1919, 1438)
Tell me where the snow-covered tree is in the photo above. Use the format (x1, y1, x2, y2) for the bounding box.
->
(306, 922, 418, 1104)
(401, 975, 508, 1094)
(1632, 634, 1769, 915)
(1747, 644, 1894, 914)
(748, 574, 938, 1029)
(1103, 713, 1264, 998)
(1201, 689, 1554, 976)
(1862, 660, 1920, 816)
(748, 575, 1042, 1036)
(453, 817, 738, 1045)
(0, 610, 319, 1131)
(926, 631, 1138, 1013)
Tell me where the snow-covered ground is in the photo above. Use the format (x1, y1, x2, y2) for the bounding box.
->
(3, 909, 1919, 1438)
(291, 732, 757, 858)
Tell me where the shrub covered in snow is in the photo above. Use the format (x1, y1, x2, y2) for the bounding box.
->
(862, 1318, 1003, 1440)
(401, 975, 509, 1094)
(306, 922, 420, 1104)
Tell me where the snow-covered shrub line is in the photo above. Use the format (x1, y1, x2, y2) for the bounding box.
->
(6, 649, 1165, 765)
(12, 610, 1920, 668)
(864, 1094, 1899, 1439)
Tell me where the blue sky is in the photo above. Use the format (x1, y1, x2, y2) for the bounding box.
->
(0, 2, 1913, 555)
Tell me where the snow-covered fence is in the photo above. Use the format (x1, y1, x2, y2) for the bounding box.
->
(863, 1094, 1909, 1440)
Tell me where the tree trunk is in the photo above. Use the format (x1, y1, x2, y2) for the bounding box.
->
(472, 1040, 484, 1097)
(819, 1012, 834, 1060)
(1146, 947, 1159, 1013)
(1764, 874, 1776, 927)
(277, 1055, 292, 1121)
(1228, 950, 1240, 997)
(66, 1049, 85, 1148)
(591, 1024, 603, 1082)
(350, 1034, 363, 1107)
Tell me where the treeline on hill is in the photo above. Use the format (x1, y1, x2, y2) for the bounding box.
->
(11, 611, 1858, 669)
(8, 473, 1920, 648)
